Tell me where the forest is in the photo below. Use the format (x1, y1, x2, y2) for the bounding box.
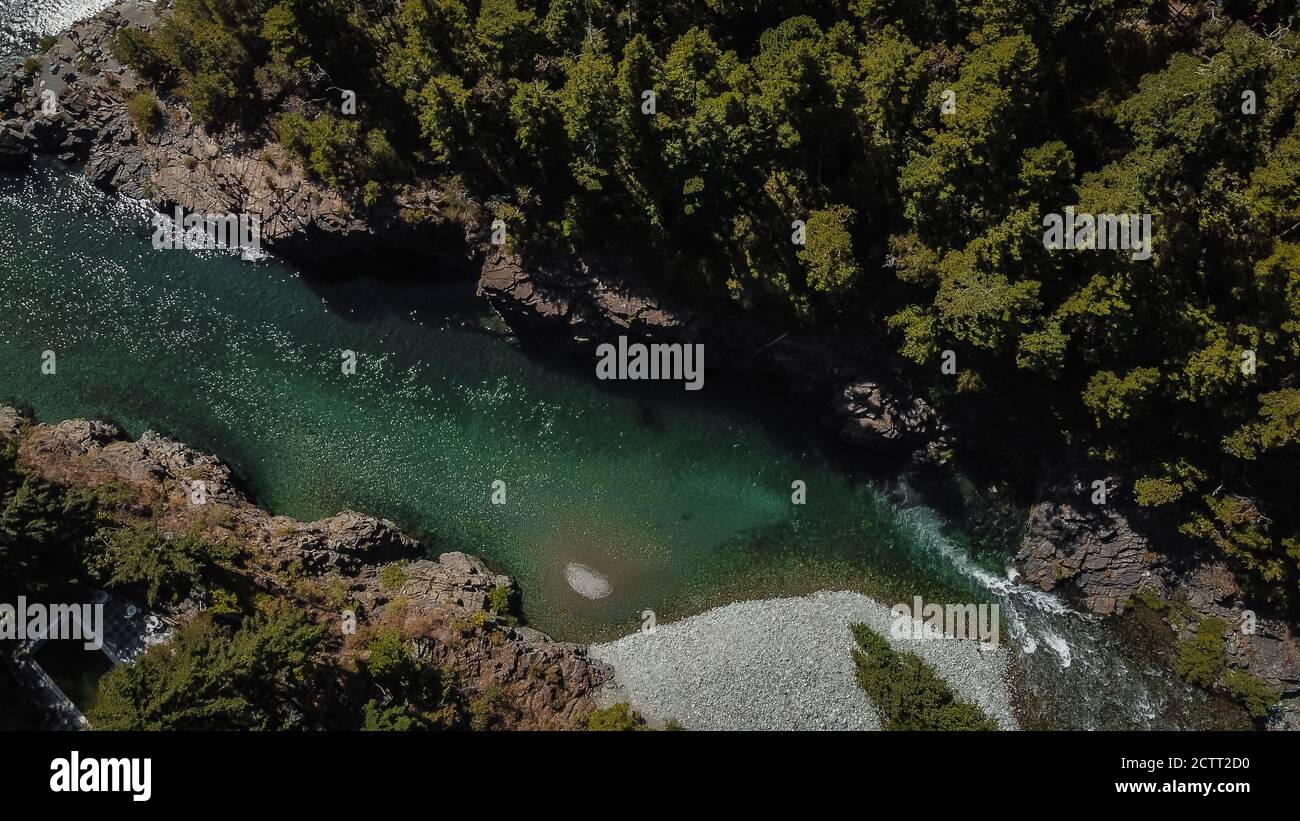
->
(107, 0, 1300, 614)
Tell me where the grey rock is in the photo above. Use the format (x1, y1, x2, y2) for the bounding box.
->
(1016, 479, 1167, 616)
(0, 127, 31, 171)
(0, 406, 28, 442)
(268, 511, 421, 576)
(823, 382, 935, 443)
(479, 253, 934, 451)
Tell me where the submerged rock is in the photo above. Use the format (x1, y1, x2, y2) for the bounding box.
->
(565, 562, 614, 599)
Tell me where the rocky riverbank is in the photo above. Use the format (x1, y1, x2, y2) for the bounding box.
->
(0, 1, 937, 455)
(1, 405, 611, 729)
(1014, 477, 1300, 729)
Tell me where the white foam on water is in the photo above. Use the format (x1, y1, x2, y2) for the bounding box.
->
(0, 0, 117, 37)
(1043, 633, 1073, 668)
(0, 0, 118, 65)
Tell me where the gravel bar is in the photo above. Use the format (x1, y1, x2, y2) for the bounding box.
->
(588, 590, 1018, 731)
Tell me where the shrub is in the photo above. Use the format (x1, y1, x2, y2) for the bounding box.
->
(467, 685, 506, 731)
(0, 450, 99, 598)
(1174, 617, 1228, 687)
(89, 524, 237, 606)
(378, 560, 407, 590)
(89, 480, 141, 514)
(90, 603, 325, 730)
(486, 584, 518, 626)
(126, 90, 164, 135)
(278, 111, 360, 188)
(109, 28, 165, 78)
(849, 623, 997, 731)
(361, 700, 428, 731)
(366, 630, 412, 685)
(1129, 588, 1167, 612)
(1222, 669, 1279, 719)
(585, 702, 648, 731)
(278, 112, 401, 191)
(488, 584, 511, 613)
(209, 587, 241, 615)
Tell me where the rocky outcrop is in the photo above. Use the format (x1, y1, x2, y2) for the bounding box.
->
(1016, 479, 1168, 616)
(478, 252, 937, 449)
(2, 2, 454, 262)
(0, 124, 30, 171)
(4, 406, 610, 730)
(262, 512, 421, 576)
(1176, 563, 1300, 731)
(1014, 477, 1300, 729)
(0, 405, 25, 440)
(824, 382, 936, 445)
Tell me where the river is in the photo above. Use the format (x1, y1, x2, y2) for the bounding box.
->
(0, 3, 1250, 730)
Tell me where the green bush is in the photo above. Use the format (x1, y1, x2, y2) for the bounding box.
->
(1174, 617, 1228, 687)
(488, 585, 510, 611)
(366, 630, 412, 685)
(89, 524, 237, 606)
(850, 623, 997, 731)
(378, 560, 407, 590)
(278, 111, 399, 191)
(1222, 669, 1279, 720)
(467, 685, 506, 731)
(585, 702, 648, 731)
(0, 446, 99, 598)
(109, 28, 166, 78)
(1129, 588, 1168, 613)
(90, 603, 325, 730)
(209, 587, 241, 615)
(126, 90, 164, 135)
(89, 480, 140, 514)
(361, 700, 429, 731)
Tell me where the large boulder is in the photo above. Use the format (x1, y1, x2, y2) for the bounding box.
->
(822, 382, 935, 444)
(265, 511, 422, 576)
(0, 126, 31, 171)
(0, 406, 29, 442)
(1015, 479, 1168, 615)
